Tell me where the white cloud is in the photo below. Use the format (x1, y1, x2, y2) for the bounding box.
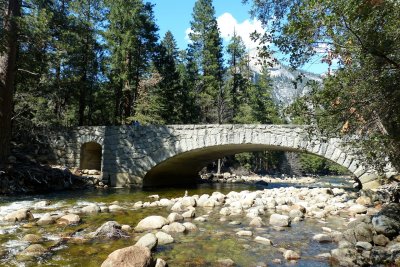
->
(216, 12, 264, 51)
(184, 12, 265, 51)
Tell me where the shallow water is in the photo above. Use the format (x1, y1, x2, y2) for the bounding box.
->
(0, 177, 353, 266)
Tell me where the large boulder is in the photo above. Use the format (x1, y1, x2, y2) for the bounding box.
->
(331, 248, 358, 266)
(372, 203, 400, 238)
(135, 233, 158, 251)
(135, 216, 169, 232)
(4, 209, 34, 222)
(101, 245, 155, 267)
(91, 221, 127, 239)
(269, 214, 291, 227)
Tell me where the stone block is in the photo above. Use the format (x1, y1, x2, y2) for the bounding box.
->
(362, 180, 381, 190)
(359, 172, 378, 184)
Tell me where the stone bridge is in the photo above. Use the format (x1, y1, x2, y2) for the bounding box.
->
(48, 124, 388, 189)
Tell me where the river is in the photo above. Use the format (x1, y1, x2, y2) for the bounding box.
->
(0, 176, 355, 266)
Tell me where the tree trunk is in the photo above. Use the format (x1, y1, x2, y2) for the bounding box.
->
(0, 0, 20, 165)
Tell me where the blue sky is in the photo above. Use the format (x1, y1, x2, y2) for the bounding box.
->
(147, 0, 329, 74)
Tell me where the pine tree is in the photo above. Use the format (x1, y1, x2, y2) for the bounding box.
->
(68, 0, 103, 126)
(189, 0, 225, 123)
(104, 0, 158, 124)
(226, 32, 248, 121)
(153, 31, 182, 123)
(0, 0, 20, 164)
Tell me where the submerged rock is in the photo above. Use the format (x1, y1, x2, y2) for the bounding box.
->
(101, 245, 155, 267)
(313, 234, 332, 243)
(22, 234, 43, 243)
(216, 258, 235, 266)
(19, 244, 47, 257)
(236, 230, 252, 237)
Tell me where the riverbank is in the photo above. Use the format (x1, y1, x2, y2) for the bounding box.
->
(0, 179, 398, 266)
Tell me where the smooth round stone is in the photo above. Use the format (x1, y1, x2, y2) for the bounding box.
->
(58, 214, 81, 225)
(162, 222, 186, 233)
(236, 230, 253, 236)
(135, 216, 169, 232)
(283, 250, 301, 260)
(254, 236, 272, 245)
(135, 233, 157, 251)
(313, 233, 332, 243)
(22, 234, 43, 243)
(155, 232, 174, 245)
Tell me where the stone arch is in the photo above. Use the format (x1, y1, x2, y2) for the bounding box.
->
(142, 142, 362, 187)
(80, 142, 102, 171)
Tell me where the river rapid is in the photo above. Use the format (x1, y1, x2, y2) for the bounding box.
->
(0, 177, 358, 266)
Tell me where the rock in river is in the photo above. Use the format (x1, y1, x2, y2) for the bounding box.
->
(269, 214, 291, 227)
(155, 232, 174, 245)
(101, 245, 155, 267)
(19, 244, 47, 257)
(22, 234, 43, 243)
(57, 214, 81, 225)
(135, 233, 158, 251)
(162, 222, 186, 233)
(91, 221, 127, 239)
(135, 216, 169, 232)
(37, 213, 55, 225)
(4, 209, 34, 222)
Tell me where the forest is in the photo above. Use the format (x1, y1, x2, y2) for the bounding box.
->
(1, 0, 400, 176)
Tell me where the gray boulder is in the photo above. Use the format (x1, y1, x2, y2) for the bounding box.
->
(372, 203, 400, 238)
(91, 221, 127, 239)
(101, 245, 155, 267)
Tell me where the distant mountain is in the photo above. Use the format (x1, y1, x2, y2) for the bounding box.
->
(253, 60, 322, 108)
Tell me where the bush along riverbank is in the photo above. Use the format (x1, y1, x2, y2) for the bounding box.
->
(0, 181, 398, 266)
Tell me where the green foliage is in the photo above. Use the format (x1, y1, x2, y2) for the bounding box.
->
(189, 0, 225, 123)
(300, 153, 348, 175)
(104, 0, 158, 123)
(246, 0, 400, 172)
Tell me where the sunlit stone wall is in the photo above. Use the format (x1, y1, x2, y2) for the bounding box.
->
(47, 124, 387, 189)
